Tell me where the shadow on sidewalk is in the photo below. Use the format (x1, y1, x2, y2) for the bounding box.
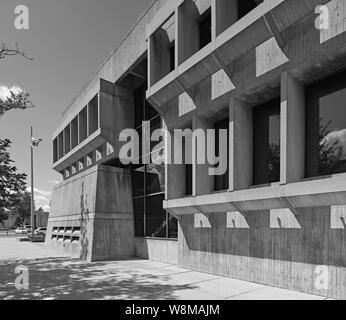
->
(0, 258, 194, 300)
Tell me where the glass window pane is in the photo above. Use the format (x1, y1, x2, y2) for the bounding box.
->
(132, 166, 145, 197)
(146, 163, 165, 195)
(319, 88, 346, 175)
(146, 194, 167, 238)
(168, 214, 178, 239)
(306, 70, 346, 177)
(134, 86, 144, 129)
(199, 8, 211, 49)
(253, 99, 281, 185)
(145, 100, 159, 121)
(134, 198, 145, 237)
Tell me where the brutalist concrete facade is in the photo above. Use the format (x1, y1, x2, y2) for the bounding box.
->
(47, 0, 346, 299)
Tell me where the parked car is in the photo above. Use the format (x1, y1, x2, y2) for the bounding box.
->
(25, 225, 32, 234)
(15, 227, 27, 235)
(34, 227, 47, 236)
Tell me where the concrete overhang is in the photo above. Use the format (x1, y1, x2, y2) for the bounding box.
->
(53, 79, 113, 139)
(52, 128, 114, 172)
(147, 0, 330, 109)
(163, 175, 346, 217)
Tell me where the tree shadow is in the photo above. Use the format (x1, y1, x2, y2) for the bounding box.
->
(0, 258, 196, 300)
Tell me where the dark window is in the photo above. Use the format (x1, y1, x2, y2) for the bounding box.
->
(253, 99, 281, 185)
(306, 70, 346, 178)
(53, 138, 58, 163)
(199, 8, 212, 49)
(134, 198, 145, 237)
(146, 194, 167, 238)
(132, 166, 145, 197)
(169, 43, 175, 72)
(132, 84, 177, 239)
(185, 164, 193, 196)
(146, 164, 165, 195)
(238, 0, 262, 19)
(214, 118, 229, 191)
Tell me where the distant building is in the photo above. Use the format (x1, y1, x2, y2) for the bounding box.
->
(33, 211, 49, 229)
(48, 0, 346, 300)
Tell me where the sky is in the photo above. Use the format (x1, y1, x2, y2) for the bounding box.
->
(0, 0, 152, 211)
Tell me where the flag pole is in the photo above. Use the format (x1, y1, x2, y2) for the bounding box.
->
(30, 126, 35, 239)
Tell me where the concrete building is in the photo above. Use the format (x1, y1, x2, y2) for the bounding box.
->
(47, 0, 346, 299)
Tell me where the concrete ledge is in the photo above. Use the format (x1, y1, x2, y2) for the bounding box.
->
(164, 175, 346, 216)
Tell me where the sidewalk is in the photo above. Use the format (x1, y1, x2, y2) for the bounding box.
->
(0, 238, 331, 300)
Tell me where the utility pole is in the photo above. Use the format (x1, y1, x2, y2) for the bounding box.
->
(30, 126, 35, 239)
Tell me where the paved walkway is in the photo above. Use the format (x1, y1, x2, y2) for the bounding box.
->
(0, 238, 330, 300)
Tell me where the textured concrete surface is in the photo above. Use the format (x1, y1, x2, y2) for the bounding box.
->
(0, 238, 331, 300)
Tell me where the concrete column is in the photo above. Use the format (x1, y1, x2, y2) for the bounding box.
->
(149, 29, 171, 86)
(229, 96, 253, 191)
(193, 116, 214, 196)
(177, 0, 199, 65)
(280, 72, 305, 184)
(213, 0, 238, 39)
(166, 126, 189, 200)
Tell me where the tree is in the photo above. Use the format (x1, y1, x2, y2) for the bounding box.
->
(0, 90, 34, 118)
(0, 42, 34, 225)
(0, 139, 27, 224)
(11, 191, 32, 226)
(0, 42, 34, 117)
(0, 42, 33, 61)
(319, 120, 346, 175)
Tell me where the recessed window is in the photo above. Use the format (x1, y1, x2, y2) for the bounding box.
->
(58, 132, 64, 159)
(79, 106, 88, 143)
(238, 0, 262, 19)
(88, 94, 99, 135)
(53, 138, 58, 163)
(199, 8, 212, 49)
(253, 98, 281, 185)
(146, 194, 167, 238)
(306, 70, 346, 178)
(71, 116, 79, 149)
(169, 42, 175, 72)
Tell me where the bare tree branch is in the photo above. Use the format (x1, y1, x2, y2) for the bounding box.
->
(0, 42, 33, 61)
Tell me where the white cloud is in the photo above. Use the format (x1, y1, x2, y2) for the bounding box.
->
(0, 84, 23, 101)
(26, 187, 52, 211)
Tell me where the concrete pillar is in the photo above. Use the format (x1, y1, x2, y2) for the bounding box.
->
(149, 29, 172, 86)
(280, 72, 305, 184)
(166, 125, 190, 200)
(177, 0, 200, 65)
(193, 116, 214, 196)
(229, 96, 253, 191)
(213, 0, 238, 39)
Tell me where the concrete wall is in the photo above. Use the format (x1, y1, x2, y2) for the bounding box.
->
(46, 165, 135, 262)
(135, 238, 178, 265)
(178, 207, 346, 300)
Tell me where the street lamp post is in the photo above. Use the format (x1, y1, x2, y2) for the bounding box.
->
(30, 127, 42, 240)
(30, 126, 35, 239)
